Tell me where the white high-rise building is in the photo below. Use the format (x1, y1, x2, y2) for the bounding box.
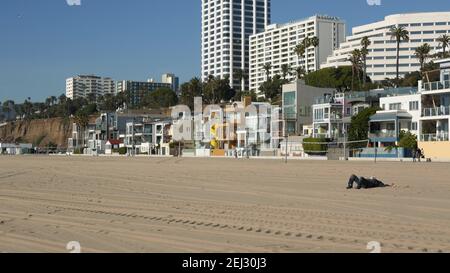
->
(321, 12, 450, 81)
(66, 75, 115, 100)
(201, 0, 271, 91)
(249, 15, 346, 92)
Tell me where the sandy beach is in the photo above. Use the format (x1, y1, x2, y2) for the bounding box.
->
(0, 156, 449, 253)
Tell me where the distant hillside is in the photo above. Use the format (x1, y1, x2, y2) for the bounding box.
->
(0, 117, 73, 148)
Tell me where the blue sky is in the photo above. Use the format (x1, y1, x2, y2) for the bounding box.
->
(1, 0, 450, 102)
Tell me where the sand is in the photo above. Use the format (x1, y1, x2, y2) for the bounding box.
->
(0, 156, 449, 253)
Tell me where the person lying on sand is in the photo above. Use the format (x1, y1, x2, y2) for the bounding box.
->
(346, 174, 390, 189)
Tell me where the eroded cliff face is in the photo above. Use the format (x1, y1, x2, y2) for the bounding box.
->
(0, 117, 73, 148)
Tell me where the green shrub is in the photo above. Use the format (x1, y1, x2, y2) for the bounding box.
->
(73, 148, 84, 154)
(398, 130, 418, 150)
(118, 147, 127, 155)
(303, 138, 329, 155)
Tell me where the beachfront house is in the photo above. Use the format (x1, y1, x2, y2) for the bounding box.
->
(282, 80, 333, 136)
(0, 143, 33, 155)
(418, 58, 450, 160)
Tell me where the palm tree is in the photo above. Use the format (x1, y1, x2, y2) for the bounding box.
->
(74, 112, 89, 148)
(294, 37, 314, 74)
(280, 64, 291, 80)
(360, 36, 371, 85)
(348, 49, 362, 91)
(309, 36, 320, 70)
(437, 34, 450, 58)
(390, 26, 410, 83)
(2, 100, 14, 120)
(234, 69, 246, 91)
(262, 63, 272, 81)
(293, 66, 306, 80)
(87, 93, 97, 104)
(414, 43, 431, 74)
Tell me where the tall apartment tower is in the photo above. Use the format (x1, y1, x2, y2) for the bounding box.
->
(66, 75, 115, 101)
(249, 15, 346, 92)
(321, 12, 450, 81)
(201, 0, 271, 91)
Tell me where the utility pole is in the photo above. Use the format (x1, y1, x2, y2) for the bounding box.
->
(131, 118, 135, 157)
(374, 141, 377, 164)
(343, 125, 347, 161)
(246, 128, 250, 159)
(285, 134, 289, 164)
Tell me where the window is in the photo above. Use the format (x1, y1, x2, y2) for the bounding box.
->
(389, 103, 401, 110)
(409, 101, 419, 111)
(411, 122, 418, 131)
(314, 108, 324, 121)
(283, 91, 296, 105)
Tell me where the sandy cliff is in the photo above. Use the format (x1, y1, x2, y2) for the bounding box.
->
(0, 117, 73, 148)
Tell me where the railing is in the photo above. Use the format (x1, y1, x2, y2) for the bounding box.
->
(369, 130, 397, 139)
(283, 113, 297, 119)
(422, 106, 450, 117)
(420, 133, 449, 142)
(314, 133, 329, 139)
(422, 80, 450, 92)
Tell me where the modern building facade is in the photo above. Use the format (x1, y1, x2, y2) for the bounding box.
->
(418, 58, 450, 160)
(282, 80, 335, 136)
(116, 80, 171, 107)
(321, 12, 450, 81)
(249, 15, 346, 92)
(201, 0, 271, 91)
(66, 75, 115, 100)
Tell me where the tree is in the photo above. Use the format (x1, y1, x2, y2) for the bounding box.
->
(234, 69, 247, 91)
(348, 107, 379, 144)
(262, 63, 272, 81)
(360, 36, 371, 85)
(398, 131, 418, 150)
(348, 49, 362, 91)
(22, 98, 33, 119)
(437, 34, 450, 58)
(202, 76, 234, 104)
(294, 37, 317, 74)
(259, 75, 286, 103)
(309, 36, 320, 70)
(180, 77, 202, 109)
(293, 43, 306, 62)
(74, 111, 89, 147)
(414, 43, 431, 74)
(293, 66, 306, 80)
(2, 100, 15, 120)
(98, 93, 117, 111)
(280, 64, 291, 80)
(304, 66, 355, 92)
(142, 87, 178, 108)
(234, 90, 257, 102)
(390, 26, 410, 83)
(86, 93, 97, 104)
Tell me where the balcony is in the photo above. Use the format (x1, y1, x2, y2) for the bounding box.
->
(422, 80, 450, 92)
(369, 130, 397, 139)
(422, 106, 450, 117)
(420, 133, 449, 142)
